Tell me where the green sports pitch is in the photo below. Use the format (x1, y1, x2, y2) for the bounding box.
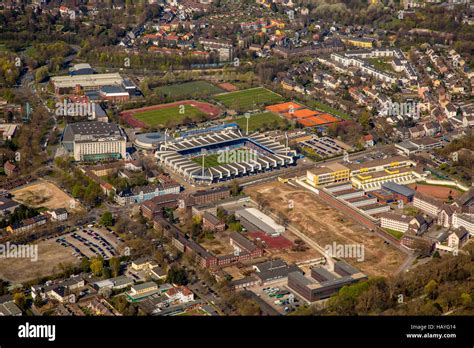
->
(190, 153, 222, 168)
(213, 87, 284, 111)
(155, 81, 224, 101)
(133, 105, 205, 127)
(229, 111, 289, 132)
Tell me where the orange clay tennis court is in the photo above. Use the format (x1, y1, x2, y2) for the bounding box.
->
(266, 101, 340, 127)
(297, 115, 340, 127)
(298, 118, 318, 127)
(265, 101, 304, 113)
(283, 108, 320, 119)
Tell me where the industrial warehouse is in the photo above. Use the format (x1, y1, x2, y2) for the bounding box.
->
(155, 127, 297, 184)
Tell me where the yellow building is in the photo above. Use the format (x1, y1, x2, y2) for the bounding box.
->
(348, 156, 420, 191)
(306, 163, 350, 187)
(271, 20, 285, 29)
(281, 80, 295, 91)
(341, 37, 374, 48)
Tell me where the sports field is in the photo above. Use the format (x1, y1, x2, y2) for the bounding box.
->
(190, 153, 221, 168)
(214, 87, 284, 111)
(120, 100, 222, 128)
(155, 81, 223, 100)
(306, 100, 351, 120)
(133, 105, 205, 127)
(408, 183, 463, 201)
(229, 112, 288, 132)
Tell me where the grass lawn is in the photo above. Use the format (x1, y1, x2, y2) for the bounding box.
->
(176, 308, 209, 316)
(384, 228, 404, 240)
(306, 100, 351, 120)
(133, 105, 205, 127)
(228, 112, 289, 132)
(190, 153, 222, 168)
(366, 58, 396, 74)
(403, 206, 421, 217)
(214, 87, 283, 111)
(155, 81, 223, 100)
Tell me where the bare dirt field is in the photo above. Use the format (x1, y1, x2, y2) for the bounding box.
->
(199, 231, 235, 256)
(0, 239, 78, 284)
(10, 180, 83, 212)
(408, 183, 463, 201)
(266, 230, 323, 264)
(218, 82, 239, 92)
(245, 182, 406, 277)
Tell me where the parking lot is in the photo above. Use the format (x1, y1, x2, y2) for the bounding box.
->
(55, 226, 124, 260)
(250, 280, 302, 314)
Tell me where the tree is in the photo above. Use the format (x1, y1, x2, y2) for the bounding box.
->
(35, 66, 49, 83)
(230, 180, 241, 197)
(90, 257, 104, 277)
(13, 292, 26, 310)
(424, 280, 439, 300)
(33, 296, 44, 308)
(237, 298, 261, 315)
(0, 279, 8, 296)
(99, 211, 114, 227)
(460, 293, 472, 307)
(80, 257, 90, 273)
(109, 257, 121, 278)
(167, 266, 188, 285)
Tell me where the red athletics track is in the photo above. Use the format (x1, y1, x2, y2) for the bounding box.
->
(120, 100, 223, 128)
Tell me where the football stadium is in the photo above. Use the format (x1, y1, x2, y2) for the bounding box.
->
(155, 125, 297, 184)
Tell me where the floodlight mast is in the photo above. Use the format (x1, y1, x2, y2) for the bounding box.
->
(245, 113, 250, 136)
(201, 148, 207, 179)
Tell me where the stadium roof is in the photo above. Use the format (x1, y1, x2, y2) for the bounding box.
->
(155, 128, 295, 182)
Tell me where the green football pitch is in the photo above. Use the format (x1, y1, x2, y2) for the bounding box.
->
(155, 81, 224, 100)
(133, 105, 205, 127)
(213, 87, 283, 111)
(190, 153, 222, 168)
(229, 111, 288, 132)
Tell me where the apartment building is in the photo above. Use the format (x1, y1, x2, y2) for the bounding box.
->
(413, 192, 442, 216)
(340, 36, 374, 48)
(452, 213, 474, 235)
(115, 181, 180, 206)
(202, 212, 226, 232)
(379, 212, 425, 233)
(140, 193, 179, 220)
(189, 186, 231, 206)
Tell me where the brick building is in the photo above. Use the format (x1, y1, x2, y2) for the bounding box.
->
(202, 212, 226, 232)
(141, 194, 179, 220)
